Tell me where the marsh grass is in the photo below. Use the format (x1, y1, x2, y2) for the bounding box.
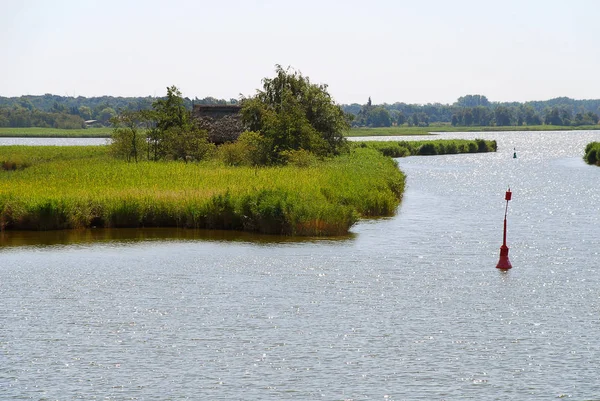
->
(353, 139, 497, 157)
(347, 124, 600, 137)
(0, 146, 405, 236)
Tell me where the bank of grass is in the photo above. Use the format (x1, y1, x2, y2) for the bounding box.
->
(347, 124, 600, 137)
(352, 138, 497, 157)
(584, 142, 600, 166)
(0, 127, 112, 137)
(0, 145, 405, 236)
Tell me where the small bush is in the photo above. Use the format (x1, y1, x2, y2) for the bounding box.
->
(418, 143, 438, 155)
(217, 141, 248, 166)
(280, 149, 318, 167)
(584, 142, 600, 166)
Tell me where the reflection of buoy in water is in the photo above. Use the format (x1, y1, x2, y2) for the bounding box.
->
(513, 148, 517, 158)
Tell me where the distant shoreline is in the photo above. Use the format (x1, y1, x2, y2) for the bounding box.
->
(1, 125, 599, 139)
(345, 124, 600, 137)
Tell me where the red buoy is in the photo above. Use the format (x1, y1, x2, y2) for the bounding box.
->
(496, 188, 513, 270)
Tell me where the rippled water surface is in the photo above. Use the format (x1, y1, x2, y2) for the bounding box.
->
(2, 131, 600, 400)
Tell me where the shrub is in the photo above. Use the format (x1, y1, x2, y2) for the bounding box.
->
(584, 142, 600, 166)
(279, 149, 319, 167)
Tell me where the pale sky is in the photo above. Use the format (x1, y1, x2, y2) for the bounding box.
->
(2, 0, 599, 105)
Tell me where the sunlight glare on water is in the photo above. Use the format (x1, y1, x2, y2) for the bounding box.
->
(1, 131, 600, 400)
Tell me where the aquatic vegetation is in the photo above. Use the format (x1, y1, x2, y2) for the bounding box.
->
(584, 142, 600, 166)
(352, 138, 497, 157)
(0, 146, 404, 236)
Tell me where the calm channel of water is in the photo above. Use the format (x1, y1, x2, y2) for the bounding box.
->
(0, 137, 108, 146)
(1, 131, 600, 400)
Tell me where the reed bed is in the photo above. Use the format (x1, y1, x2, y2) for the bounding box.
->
(352, 138, 497, 157)
(347, 125, 600, 137)
(0, 146, 405, 236)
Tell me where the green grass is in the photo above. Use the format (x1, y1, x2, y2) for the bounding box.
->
(346, 124, 600, 137)
(0, 127, 112, 137)
(0, 146, 405, 236)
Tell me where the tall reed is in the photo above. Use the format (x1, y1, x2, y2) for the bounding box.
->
(0, 146, 404, 236)
(352, 139, 497, 157)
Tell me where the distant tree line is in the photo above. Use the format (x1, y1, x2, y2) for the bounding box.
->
(2, 92, 599, 129)
(0, 93, 238, 129)
(345, 94, 600, 128)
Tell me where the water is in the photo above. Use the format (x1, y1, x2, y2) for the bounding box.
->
(0, 137, 107, 146)
(1, 131, 600, 400)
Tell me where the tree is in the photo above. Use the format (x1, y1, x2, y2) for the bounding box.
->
(392, 110, 406, 126)
(153, 86, 190, 132)
(110, 86, 211, 162)
(98, 107, 117, 125)
(573, 111, 599, 126)
(521, 105, 542, 125)
(78, 106, 92, 120)
(494, 106, 513, 126)
(241, 65, 350, 162)
(451, 114, 459, 126)
(472, 106, 493, 126)
(149, 86, 211, 161)
(110, 111, 147, 162)
(367, 106, 391, 127)
(455, 95, 490, 108)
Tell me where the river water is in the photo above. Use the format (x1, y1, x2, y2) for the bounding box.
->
(0, 137, 108, 146)
(1, 131, 600, 400)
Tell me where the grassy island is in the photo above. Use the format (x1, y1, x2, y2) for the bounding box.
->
(0, 69, 497, 237)
(0, 138, 497, 236)
(0, 146, 405, 236)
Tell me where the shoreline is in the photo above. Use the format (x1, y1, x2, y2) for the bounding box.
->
(1, 125, 599, 139)
(0, 140, 497, 236)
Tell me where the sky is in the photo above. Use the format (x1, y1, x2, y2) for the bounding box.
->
(2, 0, 599, 105)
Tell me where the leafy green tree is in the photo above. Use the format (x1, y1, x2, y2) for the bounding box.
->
(393, 110, 406, 126)
(112, 86, 211, 162)
(51, 101, 67, 113)
(110, 111, 147, 162)
(544, 106, 571, 125)
(472, 106, 493, 126)
(410, 112, 429, 127)
(494, 106, 513, 126)
(451, 114, 459, 126)
(521, 105, 542, 125)
(98, 107, 117, 125)
(19, 98, 34, 110)
(78, 106, 92, 120)
(241, 65, 350, 162)
(463, 109, 474, 126)
(162, 125, 212, 161)
(153, 86, 190, 133)
(455, 95, 490, 108)
(367, 106, 391, 127)
(573, 111, 599, 126)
